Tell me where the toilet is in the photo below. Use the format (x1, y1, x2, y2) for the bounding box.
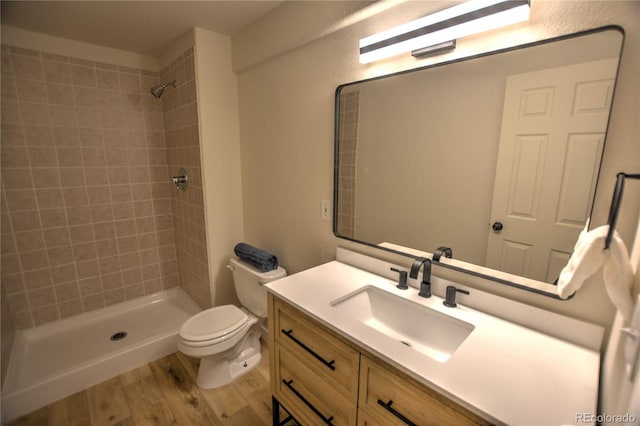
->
(177, 257, 286, 389)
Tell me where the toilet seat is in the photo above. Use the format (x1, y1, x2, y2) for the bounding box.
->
(179, 305, 249, 347)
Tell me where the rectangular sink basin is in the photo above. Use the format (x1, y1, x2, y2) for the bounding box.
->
(330, 286, 474, 362)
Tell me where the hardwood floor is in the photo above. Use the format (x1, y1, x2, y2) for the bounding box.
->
(8, 343, 291, 426)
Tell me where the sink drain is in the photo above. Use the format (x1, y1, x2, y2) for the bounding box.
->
(400, 340, 412, 347)
(110, 331, 127, 341)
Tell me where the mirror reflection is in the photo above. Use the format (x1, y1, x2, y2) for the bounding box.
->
(335, 27, 623, 286)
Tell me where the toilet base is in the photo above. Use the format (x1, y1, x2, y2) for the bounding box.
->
(194, 330, 262, 389)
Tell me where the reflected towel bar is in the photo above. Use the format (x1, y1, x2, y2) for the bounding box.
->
(605, 172, 640, 249)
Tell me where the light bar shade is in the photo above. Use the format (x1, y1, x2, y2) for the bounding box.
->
(359, 0, 530, 64)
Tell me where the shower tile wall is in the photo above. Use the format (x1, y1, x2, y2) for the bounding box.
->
(337, 91, 359, 239)
(0, 45, 180, 328)
(160, 49, 211, 310)
(1, 285, 16, 384)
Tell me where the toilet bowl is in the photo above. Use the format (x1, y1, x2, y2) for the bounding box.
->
(177, 256, 286, 389)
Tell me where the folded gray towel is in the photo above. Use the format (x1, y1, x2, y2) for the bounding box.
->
(234, 242, 278, 272)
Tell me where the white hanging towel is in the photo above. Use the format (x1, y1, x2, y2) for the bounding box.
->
(557, 221, 634, 323)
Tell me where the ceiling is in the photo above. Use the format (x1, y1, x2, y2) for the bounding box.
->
(0, 1, 284, 57)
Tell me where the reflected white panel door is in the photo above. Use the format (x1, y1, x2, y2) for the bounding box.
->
(486, 58, 617, 282)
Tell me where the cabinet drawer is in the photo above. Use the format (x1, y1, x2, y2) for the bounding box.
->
(359, 356, 488, 426)
(274, 342, 357, 426)
(273, 297, 360, 399)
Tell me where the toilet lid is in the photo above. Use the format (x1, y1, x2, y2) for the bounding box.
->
(179, 305, 248, 342)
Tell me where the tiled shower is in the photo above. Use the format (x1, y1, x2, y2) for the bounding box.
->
(336, 90, 359, 239)
(161, 50, 211, 309)
(0, 44, 210, 337)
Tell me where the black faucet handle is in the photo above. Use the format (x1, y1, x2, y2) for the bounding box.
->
(443, 285, 469, 307)
(390, 267, 408, 290)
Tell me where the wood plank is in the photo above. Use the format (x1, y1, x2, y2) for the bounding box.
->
(122, 375, 164, 406)
(149, 353, 222, 426)
(268, 293, 278, 398)
(175, 350, 249, 421)
(111, 418, 135, 426)
(124, 399, 175, 426)
(86, 377, 131, 426)
(7, 406, 48, 426)
(7, 347, 275, 426)
(197, 383, 249, 421)
(244, 387, 272, 426)
(232, 367, 268, 399)
(231, 367, 272, 425)
(219, 405, 267, 426)
(122, 374, 176, 426)
(174, 351, 199, 381)
(119, 363, 154, 387)
(48, 390, 92, 426)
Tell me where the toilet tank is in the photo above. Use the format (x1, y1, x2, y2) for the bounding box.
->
(228, 257, 286, 318)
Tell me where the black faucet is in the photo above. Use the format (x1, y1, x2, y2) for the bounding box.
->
(433, 246, 453, 262)
(443, 285, 469, 307)
(409, 257, 431, 298)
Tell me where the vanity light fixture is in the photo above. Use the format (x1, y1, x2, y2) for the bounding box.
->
(359, 0, 530, 64)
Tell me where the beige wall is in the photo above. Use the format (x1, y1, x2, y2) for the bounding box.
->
(0, 44, 180, 328)
(354, 68, 504, 264)
(234, 1, 640, 327)
(193, 28, 244, 308)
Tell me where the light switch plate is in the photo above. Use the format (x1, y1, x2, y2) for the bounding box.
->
(321, 199, 330, 221)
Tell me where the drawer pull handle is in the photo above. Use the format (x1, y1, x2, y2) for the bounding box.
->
(377, 399, 417, 426)
(281, 329, 336, 371)
(282, 379, 334, 425)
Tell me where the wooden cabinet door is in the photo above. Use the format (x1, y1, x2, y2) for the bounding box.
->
(273, 342, 357, 425)
(359, 356, 488, 426)
(273, 295, 360, 400)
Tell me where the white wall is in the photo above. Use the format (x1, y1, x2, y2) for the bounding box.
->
(602, 214, 640, 422)
(193, 28, 244, 307)
(233, 1, 640, 327)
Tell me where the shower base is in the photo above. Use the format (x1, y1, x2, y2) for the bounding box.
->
(1, 287, 201, 423)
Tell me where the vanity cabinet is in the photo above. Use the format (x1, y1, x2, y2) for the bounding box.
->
(268, 294, 489, 425)
(358, 356, 486, 425)
(270, 293, 360, 425)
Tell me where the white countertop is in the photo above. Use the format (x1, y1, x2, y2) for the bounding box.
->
(266, 260, 601, 425)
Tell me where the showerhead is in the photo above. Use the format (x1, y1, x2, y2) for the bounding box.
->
(150, 80, 177, 98)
